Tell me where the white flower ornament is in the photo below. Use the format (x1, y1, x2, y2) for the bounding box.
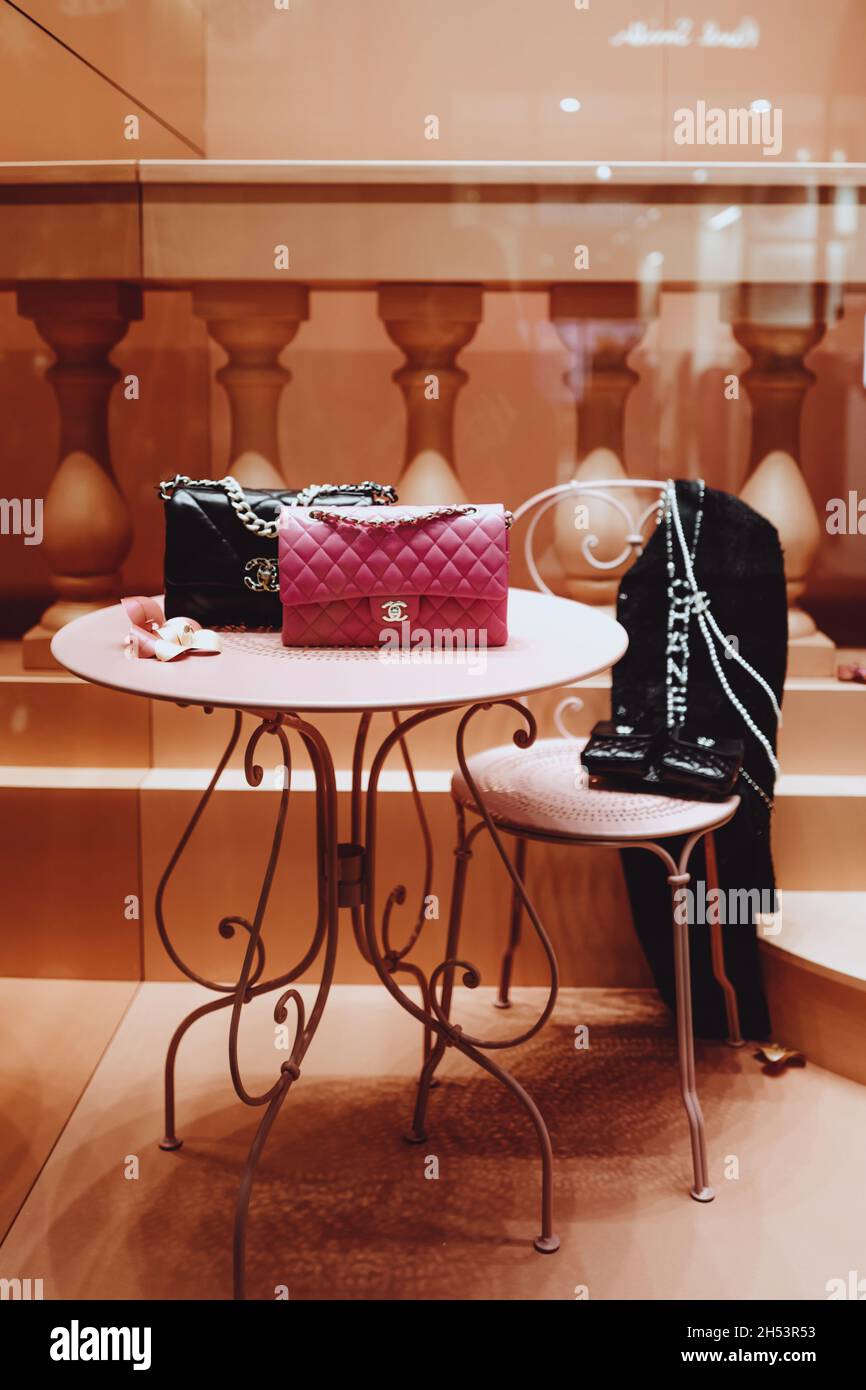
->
(121, 597, 221, 661)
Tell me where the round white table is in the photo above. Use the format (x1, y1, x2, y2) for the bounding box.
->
(52, 587, 627, 1297)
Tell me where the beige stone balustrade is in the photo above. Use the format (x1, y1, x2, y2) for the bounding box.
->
(16, 281, 142, 668)
(378, 283, 482, 504)
(2, 159, 865, 668)
(722, 283, 841, 675)
(192, 282, 309, 489)
(549, 282, 659, 609)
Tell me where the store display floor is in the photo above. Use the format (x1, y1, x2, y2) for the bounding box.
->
(2, 980, 864, 1301)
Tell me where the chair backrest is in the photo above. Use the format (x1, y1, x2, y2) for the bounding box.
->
(512, 479, 667, 596)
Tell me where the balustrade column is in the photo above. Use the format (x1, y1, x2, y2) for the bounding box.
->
(378, 283, 483, 504)
(549, 283, 658, 607)
(192, 283, 309, 489)
(17, 281, 143, 669)
(722, 283, 837, 676)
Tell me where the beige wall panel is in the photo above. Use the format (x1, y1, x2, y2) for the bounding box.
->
(25, 0, 205, 151)
(202, 1, 866, 164)
(203, 0, 664, 162)
(775, 687, 866, 776)
(0, 657, 150, 767)
(0, 1, 203, 160)
(0, 785, 142, 977)
(773, 792, 866, 890)
(663, 0, 866, 163)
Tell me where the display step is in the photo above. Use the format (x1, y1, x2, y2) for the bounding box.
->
(2, 640, 865, 774)
(2, 764, 862, 1087)
(761, 891, 866, 1088)
(0, 766, 863, 979)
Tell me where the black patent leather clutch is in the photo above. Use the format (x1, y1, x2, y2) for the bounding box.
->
(578, 721, 657, 783)
(659, 725, 744, 797)
(160, 475, 397, 630)
(581, 721, 743, 800)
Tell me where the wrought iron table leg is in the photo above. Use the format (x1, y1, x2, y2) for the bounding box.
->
(229, 716, 340, 1300)
(160, 995, 234, 1150)
(362, 701, 561, 1255)
(155, 710, 270, 1149)
(407, 805, 485, 1144)
(155, 706, 339, 1299)
(495, 836, 528, 1010)
(233, 1070, 295, 1301)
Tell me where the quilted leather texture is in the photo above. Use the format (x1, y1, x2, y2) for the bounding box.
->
(581, 722, 657, 776)
(279, 505, 509, 647)
(659, 740, 742, 791)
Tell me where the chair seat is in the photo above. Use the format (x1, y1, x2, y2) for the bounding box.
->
(451, 738, 739, 842)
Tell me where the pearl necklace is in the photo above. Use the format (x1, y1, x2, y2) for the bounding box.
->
(663, 479, 780, 810)
(664, 478, 704, 729)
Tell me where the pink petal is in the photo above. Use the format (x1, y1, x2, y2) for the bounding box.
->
(121, 595, 165, 628)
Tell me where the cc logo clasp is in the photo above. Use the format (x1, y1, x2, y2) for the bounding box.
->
(244, 557, 279, 593)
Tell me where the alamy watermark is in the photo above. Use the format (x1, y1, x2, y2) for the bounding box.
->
(1, 1276, 43, 1299)
(826, 492, 866, 535)
(0, 497, 43, 545)
(674, 881, 782, 933)
(49, 1319, 151, 1370)
(378, 625, 488, 675)
(674, 100, 782, 157)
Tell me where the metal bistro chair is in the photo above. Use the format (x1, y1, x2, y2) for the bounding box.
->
(413, 481, 744, 1222)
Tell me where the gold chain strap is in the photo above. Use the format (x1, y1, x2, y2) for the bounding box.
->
(158, 474, 398, 539)
(307, 504, 478, 530)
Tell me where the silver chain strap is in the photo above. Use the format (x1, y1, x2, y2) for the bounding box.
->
(158, 474, 398, 539)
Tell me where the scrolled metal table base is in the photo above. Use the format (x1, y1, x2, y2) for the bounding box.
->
(157, 697, 560, 1298)
(353, 699, 561, 1255)
(156, 708, 339, 1301)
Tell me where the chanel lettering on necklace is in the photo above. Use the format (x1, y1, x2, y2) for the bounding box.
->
(664, 479, 705, 731)
(664, 478, 781, 809)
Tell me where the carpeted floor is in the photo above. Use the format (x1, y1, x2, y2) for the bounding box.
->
(2, 982, 864, 1300)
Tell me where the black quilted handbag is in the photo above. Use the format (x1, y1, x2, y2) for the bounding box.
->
(159, 474, 398, 629)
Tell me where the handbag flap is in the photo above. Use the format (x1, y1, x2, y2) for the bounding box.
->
(164, 487, 294, 588)
(279, 504, 509, 608)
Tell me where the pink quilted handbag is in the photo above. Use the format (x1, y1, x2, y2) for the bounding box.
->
(278, 503, 510, 648)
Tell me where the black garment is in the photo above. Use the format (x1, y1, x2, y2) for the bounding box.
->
(611, 482, 787, 1041)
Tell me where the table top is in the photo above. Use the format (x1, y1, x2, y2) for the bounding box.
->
(50, 589, 627, 715)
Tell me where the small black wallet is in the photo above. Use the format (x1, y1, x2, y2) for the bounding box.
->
(581, 721, 743, 800)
